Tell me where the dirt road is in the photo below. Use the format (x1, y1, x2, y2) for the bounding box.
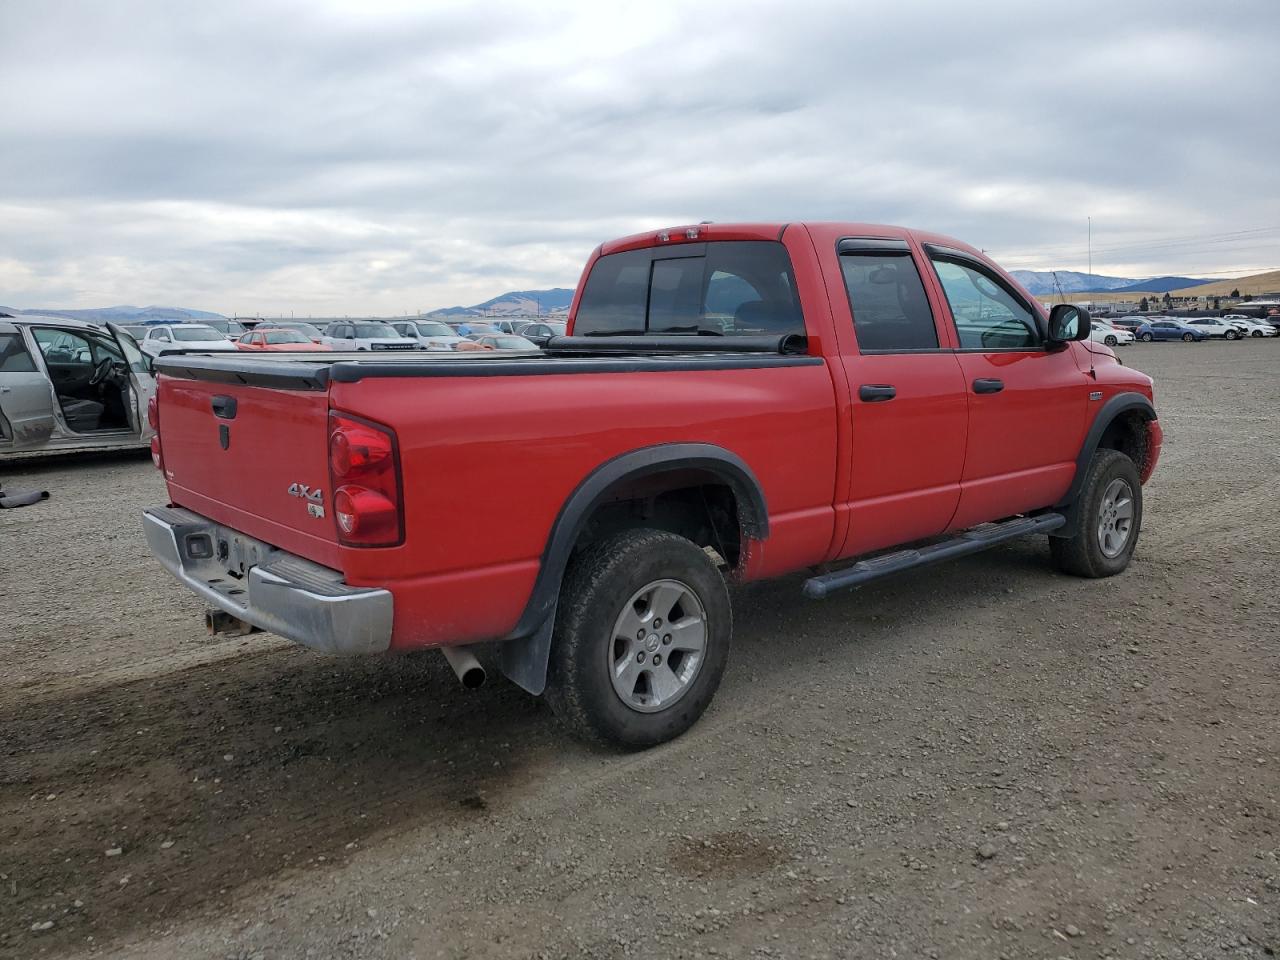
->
(2, 341, 1277, 959)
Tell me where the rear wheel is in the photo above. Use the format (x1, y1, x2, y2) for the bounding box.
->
(1141, 332, 1154, 341)
(1225, 329, 1238, 340)
(1050, 449, 1142, 578)
(545, 528, 732, 748)
(1182, 333, 1194, 342)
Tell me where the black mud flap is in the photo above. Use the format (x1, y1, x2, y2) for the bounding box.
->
(498, 604, 557, 696)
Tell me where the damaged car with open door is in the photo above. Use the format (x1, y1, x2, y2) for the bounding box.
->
(0, 315, 157, 459)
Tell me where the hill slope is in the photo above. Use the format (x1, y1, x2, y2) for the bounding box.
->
(0, 305, 225, 323)
(1171, 270, 1280, 298)
(1010, 271, 1211, 296)
(427, 288, 575, 318)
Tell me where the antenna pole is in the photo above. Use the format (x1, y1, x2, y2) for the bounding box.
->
(1088, 216, 1092, 277)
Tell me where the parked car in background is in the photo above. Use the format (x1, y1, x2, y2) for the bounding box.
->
(254, 320, 326, 343)
(201, 318, 248, 340)
(1089, 319, 1134, 347)
(321, 321, 419, 352)
(1226, 317, 1277, 337)
(1109, 316, 1148, 333)
(1184, 318, 1242, 340)
(119, 323, 150, 341)
(486, 319, 531, 335)
(139, 324, 239, 358)
(467, 333, 540, 352)
(236, 329, 333, 352)
(390, 319, 469, 351)
(1, 316, 155, 458)
(1137, 319, 1208, 342)
(517, 320, 569, 346)
(454, 321, 498, 336)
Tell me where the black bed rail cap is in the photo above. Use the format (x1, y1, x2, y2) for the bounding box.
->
(546, 333, 809, 355)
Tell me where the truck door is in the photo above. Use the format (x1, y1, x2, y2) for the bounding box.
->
(922, 247, 1089, 528)
(831, 239, 969, 558)
(0, 326, 57, 448)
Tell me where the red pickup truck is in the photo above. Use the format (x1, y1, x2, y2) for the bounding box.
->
(143, 222, 1161, 747)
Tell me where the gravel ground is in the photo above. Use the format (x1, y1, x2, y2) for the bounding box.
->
(1, 340, 1277, 960)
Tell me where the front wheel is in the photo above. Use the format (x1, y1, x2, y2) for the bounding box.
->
(1050, 449, 1143, 578)
(1225, 330, 1238, 340)
(545, 528, 732, 748)
(1105, 335, 1117, 346)
(1182, 333, 1194, 342)
(1253, 330, 1263, 337)
(1141, 332, 1154, 341)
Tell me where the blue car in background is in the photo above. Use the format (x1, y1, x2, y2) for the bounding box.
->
(1136, 319, 1209, 342)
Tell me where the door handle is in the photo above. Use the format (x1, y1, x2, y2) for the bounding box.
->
(211, 395, 238, 419)
(972, 378, 1004, 395)
(858, 384, 897, 402)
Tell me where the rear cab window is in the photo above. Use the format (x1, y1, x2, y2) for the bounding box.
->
(574, 241, 804, 338)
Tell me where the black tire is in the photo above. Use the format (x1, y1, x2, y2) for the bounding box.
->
(1050, 449, 1143, 578)
(1104, 335, 1117, 346)
(1253, 330, 1263, 337)
(1140, 332, 1153, 341)
(1182, 333, 1194, 342)
(544, 528, 732, 749)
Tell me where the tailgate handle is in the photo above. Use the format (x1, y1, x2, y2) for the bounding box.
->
(211, 395, 238, 419)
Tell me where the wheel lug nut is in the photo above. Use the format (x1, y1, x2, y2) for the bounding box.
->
(636, 652, 645, 663)
(653, 618, 662, 628)
(653, 655, 661, 665)
(663, 634, 672, 644)
(637, 629, 645, 640)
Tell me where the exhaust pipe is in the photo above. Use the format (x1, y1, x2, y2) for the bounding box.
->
(206, 608, 260, 637)
(440, 645, 486, 689)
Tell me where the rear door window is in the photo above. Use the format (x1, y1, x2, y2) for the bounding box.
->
(839, 252, 938, 351)
(0, 332, 37, 372)
(574, 241, 803, 338)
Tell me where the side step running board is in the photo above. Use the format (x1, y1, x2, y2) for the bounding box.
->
(802, 513, 1066, 599)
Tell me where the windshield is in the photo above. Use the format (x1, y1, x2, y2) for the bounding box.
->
(493, 336, 536, 349)
(271, 322, 321, 338)
(264, 330, 308, 344)
(415, 322, 454, 337)
(354, 323, 398, 338)
(172, 326, 222, 342)
(121, 324, 148, 338)
(203, 319, 244, 336)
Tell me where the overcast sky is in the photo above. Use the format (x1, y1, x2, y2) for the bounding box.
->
(1, 0, 1277, 315)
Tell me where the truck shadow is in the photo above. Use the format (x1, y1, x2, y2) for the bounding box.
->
(0, 647, 553, 956)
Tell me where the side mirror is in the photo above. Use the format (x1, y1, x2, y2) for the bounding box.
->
(1048, 303, 1090, 342)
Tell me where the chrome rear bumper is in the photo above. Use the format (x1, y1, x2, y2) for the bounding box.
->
(142, 506, 392, 655)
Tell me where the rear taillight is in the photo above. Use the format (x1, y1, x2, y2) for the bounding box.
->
(147, 394, 163, 470)
(327, 413, 402, 547)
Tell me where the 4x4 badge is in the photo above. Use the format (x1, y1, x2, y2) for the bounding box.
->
(287, 483, 324, 504)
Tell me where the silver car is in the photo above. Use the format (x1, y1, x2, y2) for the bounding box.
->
(0, 315, 156, 459)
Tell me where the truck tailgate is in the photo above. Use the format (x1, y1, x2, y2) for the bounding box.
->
(158, 375, 341, 570)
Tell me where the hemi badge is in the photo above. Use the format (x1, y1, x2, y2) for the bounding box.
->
(1089, 391, 1103, 401)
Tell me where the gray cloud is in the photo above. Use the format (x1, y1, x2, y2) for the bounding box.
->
(1, 0, 1277, 313)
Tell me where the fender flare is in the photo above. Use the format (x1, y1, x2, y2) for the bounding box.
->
(499, 442, 768, 694)
(1053, 392, 1156, 528)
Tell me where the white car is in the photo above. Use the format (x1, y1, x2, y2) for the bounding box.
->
(139, 323, 239, 357)
(390, 319, 470, 351)
(1224, 316, 1277, 337)
(1183, 318, 1244, 340)
(1089, 320, 1134, 347)
(321, 320, 419, 352)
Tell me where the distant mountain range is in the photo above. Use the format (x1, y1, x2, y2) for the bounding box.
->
(1009, 271, 1211, 296)
(0, 304, 226, 323)
(425, 288, 575, 318)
